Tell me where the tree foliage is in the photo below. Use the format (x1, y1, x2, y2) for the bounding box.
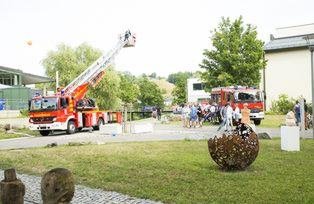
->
(119, 72, 140, 105)
(167, 72, 193, 84)
(137, 77, 164, 108)
(172, 79, 187, 105)
(270, 94, 295, 114)
(42, 43, 102, 89)
(200, 16, 266, 91)
(168, 72, 193, 105)
(88, 67, 121, 110)
(42, 43, 121, 110)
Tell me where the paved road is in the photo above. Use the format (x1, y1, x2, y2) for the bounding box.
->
(0, 118, 313, 150)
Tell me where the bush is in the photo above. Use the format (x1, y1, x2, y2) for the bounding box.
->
(307, 103, 312, 114)
(270, 94, 295, 114)
(20, 109, 29, 117)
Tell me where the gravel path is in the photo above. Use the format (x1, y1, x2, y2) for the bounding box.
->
(0, 170, 161, 204)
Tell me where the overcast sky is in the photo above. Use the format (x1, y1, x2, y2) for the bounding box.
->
(1, 0, 314, 77)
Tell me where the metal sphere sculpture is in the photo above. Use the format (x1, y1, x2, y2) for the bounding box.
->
(208, 123, 259, 170)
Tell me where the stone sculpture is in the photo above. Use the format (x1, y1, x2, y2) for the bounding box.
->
(41, 168, 75, 204)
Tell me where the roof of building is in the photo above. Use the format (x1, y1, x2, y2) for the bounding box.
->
(264, 34, 314, 52)
(0, 66, 54, 85)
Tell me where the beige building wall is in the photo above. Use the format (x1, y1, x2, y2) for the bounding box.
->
(264, 49, 311, 109)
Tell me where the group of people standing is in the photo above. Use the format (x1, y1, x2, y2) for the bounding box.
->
(178, 102, 245, 130)
(180, 103, 204, 128)
(293, 99, 310, 129)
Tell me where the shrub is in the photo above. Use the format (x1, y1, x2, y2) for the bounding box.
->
(307, 102, 312, 114)
(20, 109, 29, 117)
(270, 94, 295, 114)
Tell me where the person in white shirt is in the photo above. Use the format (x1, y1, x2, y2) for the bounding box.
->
(233, 103, 241, 122)
(225, 103, 233, 131)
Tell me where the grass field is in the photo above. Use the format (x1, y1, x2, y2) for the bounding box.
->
(260, 114, 285, 128)
(0, 128, 39, 140)
(0, 139, 313, 203)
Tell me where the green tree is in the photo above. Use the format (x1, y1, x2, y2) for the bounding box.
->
(88, 67, 121, 110)
(200, 16, 266, 91)
(119, 72, 140, 105)
(137, 77, 164, 108)
(167, 72, 193, 84)
(42, 43, 121, 110)
(270, 94, 295, 114)
(42, 43, 102, 89)
(169, 72, 193, 105)
(149, 72, 157, 78)
(172, 77, 187, 105)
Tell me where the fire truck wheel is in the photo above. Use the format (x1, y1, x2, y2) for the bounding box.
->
(93, 118, 104, 131)
(39, 130, 50, 136)
(66, 120, 76, 134)
(253, 119, 261, 126)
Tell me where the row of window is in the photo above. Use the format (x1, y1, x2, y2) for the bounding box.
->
(0, 72, 21, 86)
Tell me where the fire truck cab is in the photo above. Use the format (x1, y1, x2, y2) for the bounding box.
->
(211, 86, 265, 125)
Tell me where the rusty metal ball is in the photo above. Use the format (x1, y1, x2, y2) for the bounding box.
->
(208, 124, 259, 170)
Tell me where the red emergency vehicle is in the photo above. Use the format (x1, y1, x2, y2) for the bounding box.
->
(211, 86, 265, 125)
(29, 31, 136, 136)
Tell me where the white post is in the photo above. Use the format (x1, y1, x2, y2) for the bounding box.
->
(123, 105, 127, 133)
(56, 71, 59, 92)
(299, 98, 305, 138)
(43, 85, 47, 96)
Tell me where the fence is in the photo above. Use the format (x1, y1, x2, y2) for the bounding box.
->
(0, 99, 28, 111)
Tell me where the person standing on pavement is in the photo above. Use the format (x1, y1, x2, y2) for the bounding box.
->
(156, 106, 161, 120)
(217, 104, 227, 131)
(225, 102, 233, 131)
(190, 104, 198, 128)
(304, 99, 309, 130)
(233, 103, 241, 123)
(294, 100, 301, 126)
(241, 103, 251, 124)
(197, 104, 203, 127)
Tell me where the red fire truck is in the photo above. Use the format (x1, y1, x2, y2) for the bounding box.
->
(211, 86, 265, 125)
(29, 31, 136, 136)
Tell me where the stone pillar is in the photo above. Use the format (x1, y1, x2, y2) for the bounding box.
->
(41, 168, 75, 204)
(0, 168, 25, 204)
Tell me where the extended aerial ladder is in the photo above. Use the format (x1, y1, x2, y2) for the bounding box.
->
(62, 30, 136, 100)
(28, 30, 136, 136)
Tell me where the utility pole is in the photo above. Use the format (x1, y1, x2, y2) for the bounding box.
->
(56, 71, 59, 92)
(303, 35, 314, 139)
(310, 45, 314, 139)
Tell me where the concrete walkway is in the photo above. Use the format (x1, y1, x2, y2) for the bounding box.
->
(0, 118, 313, 150)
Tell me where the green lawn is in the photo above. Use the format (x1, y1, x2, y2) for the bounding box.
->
(0, 128, 39, 140)
(260, 114, 285, 128)
(0, 140, 313, 203)
(0, 129, 23, 140)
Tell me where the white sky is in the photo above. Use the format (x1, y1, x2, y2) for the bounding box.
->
(1, 0, 314, 77)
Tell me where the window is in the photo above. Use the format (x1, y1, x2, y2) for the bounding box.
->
(235, 91, 262, 102)
(193, 83, 203, 90)
(211, 94, 221, 103)
(30, 97, 58, 111)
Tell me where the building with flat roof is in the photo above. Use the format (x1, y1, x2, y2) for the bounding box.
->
(0, 65, 53, 110)
(263, 23, 314, 109)
(187, 78, 210, 103)
(0, 65, 52, 86)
